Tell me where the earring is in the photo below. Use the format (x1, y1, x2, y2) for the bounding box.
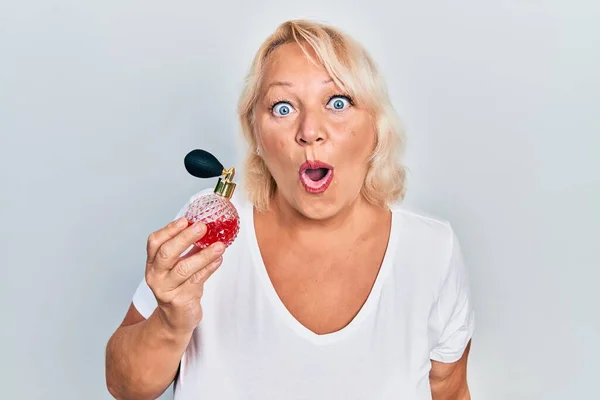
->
(255, 146, 260, 155)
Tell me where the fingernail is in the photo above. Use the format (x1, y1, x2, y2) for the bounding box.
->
(213, 242, 225, 253)
(176, 217, 188, 227)
(193, 222, 205, 233)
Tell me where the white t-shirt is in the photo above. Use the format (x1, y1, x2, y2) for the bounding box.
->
(132, 188, 475, 400)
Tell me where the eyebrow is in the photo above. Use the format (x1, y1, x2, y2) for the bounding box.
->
(267, 78, 334, 89)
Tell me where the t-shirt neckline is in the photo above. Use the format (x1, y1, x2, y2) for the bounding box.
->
(241, 199, 400, 346)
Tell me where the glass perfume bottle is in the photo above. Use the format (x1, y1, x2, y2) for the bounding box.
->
(182, 149, 240, 249)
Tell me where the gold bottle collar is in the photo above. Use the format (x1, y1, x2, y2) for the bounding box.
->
(214, 167, 236, 199)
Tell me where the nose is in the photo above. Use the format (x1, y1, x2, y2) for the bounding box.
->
(295, 108, 327, 146)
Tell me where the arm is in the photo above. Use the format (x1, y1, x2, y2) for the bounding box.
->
(429, 226, 475, 400)
(429, 340, 472, 400)
(105, 216, 225, 399)
(105, 303, 192, 400)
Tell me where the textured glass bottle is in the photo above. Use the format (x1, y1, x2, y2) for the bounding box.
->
(183, 149, 240, 249)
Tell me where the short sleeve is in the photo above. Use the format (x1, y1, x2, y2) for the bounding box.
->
(131, 190, 209, 318)
(429, 226, 475, 363)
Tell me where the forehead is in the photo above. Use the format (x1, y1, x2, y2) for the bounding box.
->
(261, 42, 332, 87)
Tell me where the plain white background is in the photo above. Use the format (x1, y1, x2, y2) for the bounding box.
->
(1, 1, 599, 399)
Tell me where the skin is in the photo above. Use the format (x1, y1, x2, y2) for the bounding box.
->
(253, 42, 391, 336)
(105, 220, 227, 400)
(104, 41, 471, 400)
(430, 341, 472, 400)
(253, 41, 472, 399)
(255, 43, 376, 223)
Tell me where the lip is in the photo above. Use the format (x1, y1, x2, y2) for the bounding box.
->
(298, 160, 334, 194)
(299, 160, 334, 173)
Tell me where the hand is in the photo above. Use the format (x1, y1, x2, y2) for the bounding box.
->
(144, 217, 225, 334)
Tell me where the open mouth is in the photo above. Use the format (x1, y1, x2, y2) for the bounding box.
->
(299, 160, 334, 194)
(305, 167, 329, 181)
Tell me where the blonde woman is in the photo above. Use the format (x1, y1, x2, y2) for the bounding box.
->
(106, 19, 475, 400)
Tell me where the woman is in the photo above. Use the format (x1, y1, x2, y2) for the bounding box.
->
(105, 19, 475, 400)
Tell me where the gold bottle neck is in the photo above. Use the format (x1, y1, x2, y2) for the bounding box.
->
(213, 167, 236, 199)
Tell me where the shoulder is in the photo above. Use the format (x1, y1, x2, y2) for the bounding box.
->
(387, 202, 466, 292)
(389, 202, 455, 253)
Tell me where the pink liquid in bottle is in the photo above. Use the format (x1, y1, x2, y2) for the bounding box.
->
(184, 192, 240, 249)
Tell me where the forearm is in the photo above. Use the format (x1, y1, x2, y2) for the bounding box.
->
(105, 309, 192, 400)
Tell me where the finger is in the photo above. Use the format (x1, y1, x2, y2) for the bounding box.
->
(187, 255, 223, 285)
(152, 221, 208, 270)
(179, 244, 202, 260)
(146, 217, 189, 263)
(167, 241, 226, 287)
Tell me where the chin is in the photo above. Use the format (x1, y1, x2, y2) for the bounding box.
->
(295, 202, 338, 221)
(291, 186, 347, 221)
(273, 175, 362, 221)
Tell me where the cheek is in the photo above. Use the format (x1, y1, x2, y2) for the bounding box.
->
(263, 136, 292, 163)
(258, 115, 291, 149)
(268, 131, 295, 158)
(333, 120, 376, 179)
(343, 124, 375, 158)
(257, 127, 295, 175)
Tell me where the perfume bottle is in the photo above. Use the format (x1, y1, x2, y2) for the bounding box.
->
(182, 149, 240, 249)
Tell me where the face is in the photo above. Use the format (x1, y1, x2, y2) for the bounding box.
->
(254, 42, 377, 220)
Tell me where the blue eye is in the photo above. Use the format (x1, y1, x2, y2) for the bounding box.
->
(272, 102, 295, 117)
(327, 96, 351, 110)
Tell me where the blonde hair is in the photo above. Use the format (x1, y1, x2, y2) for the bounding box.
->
(237, 19, 407, 211)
